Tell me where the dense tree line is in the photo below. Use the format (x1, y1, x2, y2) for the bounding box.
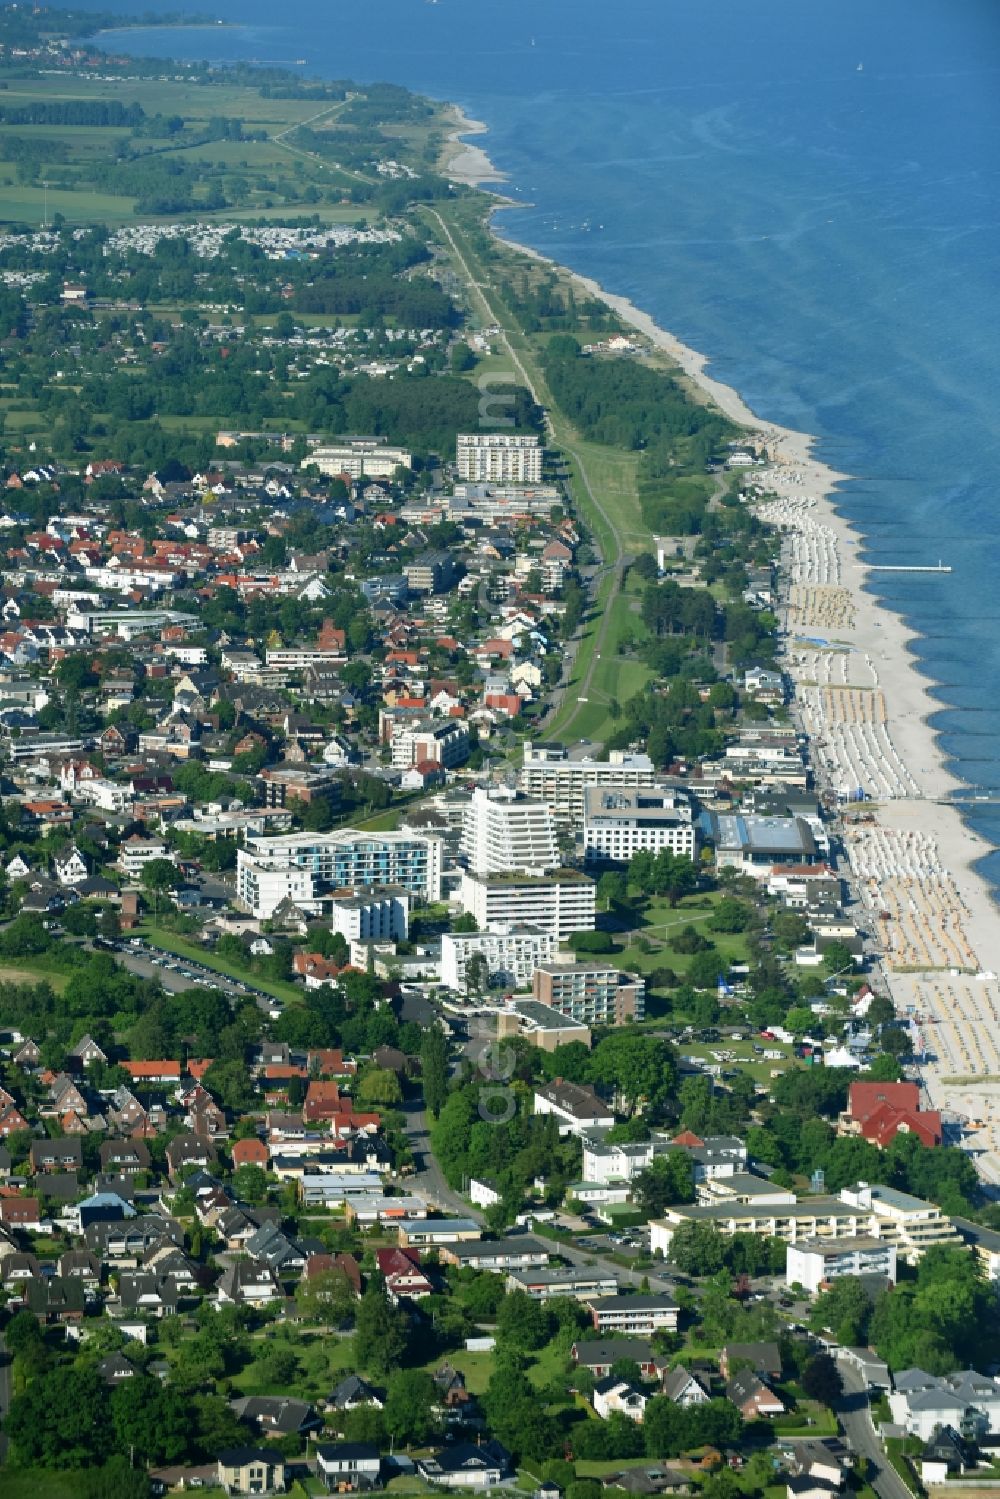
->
(0, 100, 144, 126)
(542, 336, 732, 457)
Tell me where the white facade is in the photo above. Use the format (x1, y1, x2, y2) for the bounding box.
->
(458, 870, 596, 941)
(519, 745, 656, 822)
(441, 925, 555, 990)
(582, 784, 697, 864)
(786, 1236, 897, 1296)
(460, 787, 558, 876)
(118, 836, 173, 878)
(330, 889, 410, 944)
(390, 719, 469, 770)
(306, 440, 412, 479)
(456, 433, 542, 484)
(237, 830, 442, 919)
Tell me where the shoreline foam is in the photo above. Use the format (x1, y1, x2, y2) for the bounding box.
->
(443, 112, 1000, 1178)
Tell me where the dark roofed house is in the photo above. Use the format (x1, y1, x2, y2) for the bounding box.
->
(24, 1274, 86, 1324)
(30, 1137, 83, 1173)
(719, 1343, 783, 1380)
(726, 1368, 786, 1420)
(233, 1395, 322, 1438)
(416, 1441, 512, 1489)
(217, 1447, 286, 1497)
(166, 1132, 216, 1181)
(98, 1352, 138, 1385)
(328, 1374, 383, 1413)
(315, 1442, 383, 1492)
(572, 1340, 657, 1379)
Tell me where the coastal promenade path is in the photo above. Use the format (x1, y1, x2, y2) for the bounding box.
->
(426, 205, 639, 743)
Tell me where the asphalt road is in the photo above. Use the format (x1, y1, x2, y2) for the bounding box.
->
(836, 1360, 914, 1499)
(0, 1327, 10, 1461)
(402, 1097, 480, 1219)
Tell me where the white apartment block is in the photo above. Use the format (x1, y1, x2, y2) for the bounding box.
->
(330, 888, 410, 944)
(118, 835, 173, 879)
(265, 646, 347, 672)
(519, 745, 656, 822)
(651, 1181, 963, 1264)
(786, 1236, 898, 1296)
(305, 439, 412, 479)
(460, 787, 558, 876)
(73, 778, 134, 815)
(441, 925, 555, 991)
(458, 869, 596, 941)
(390, 719, 470, 770)
(237, 830, 443, 919)
(582, 784, 697, 864)
(456, 433, 543, 484)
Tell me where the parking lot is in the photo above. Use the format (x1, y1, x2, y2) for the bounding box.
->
(98, 937, 284, 1016)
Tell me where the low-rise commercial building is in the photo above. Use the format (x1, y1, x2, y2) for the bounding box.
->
(586, 1293, 679, 1336)
(651, 1181, 962, 1264)
(306, 438, 412, 479)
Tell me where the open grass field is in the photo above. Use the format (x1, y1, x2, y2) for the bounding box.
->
(612, 889, 752, 977)
(0, 70, 391, 225)
(0, 958, 70, 992)
(0, 1473, 86, 1499)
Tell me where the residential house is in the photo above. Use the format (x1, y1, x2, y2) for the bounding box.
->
(726, 1369, 786, 1420)
(216, 1448, 287, 1497)
(660, 1366, 710, 1407)
(233, 1396, 322, 1440)
(572, 1340, 658, 1379)
(593, 1378, 649, 1423)
(415, 1442, 512, 1490)
(314, 1443, 382, 1492)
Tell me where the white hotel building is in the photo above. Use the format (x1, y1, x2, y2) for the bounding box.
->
(519, 744, 656, 822)
(456, 432, 543, 484)
(458, 869, 596, 941)
(582, 785, 697, 864)
(441, 925, 556, 991)
(237, 830, 442, 919)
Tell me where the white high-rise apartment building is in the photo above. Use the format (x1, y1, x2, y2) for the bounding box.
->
(460, 787, 558, 876)
(456, 433, 543, 484)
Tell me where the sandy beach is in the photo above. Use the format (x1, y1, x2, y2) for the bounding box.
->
(441, 106, 509, 189)
(441, 114, 1000, 1180)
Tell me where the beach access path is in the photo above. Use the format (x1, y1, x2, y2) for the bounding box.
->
(426, 203, 636, 743)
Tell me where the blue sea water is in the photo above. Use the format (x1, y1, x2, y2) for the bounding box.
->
(81, 0, 1000, 898)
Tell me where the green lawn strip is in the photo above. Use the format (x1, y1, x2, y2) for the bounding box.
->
(136, 922, 304, 1006)
(0, 1474, 87, 1499)
(0, 957, 70, 993)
